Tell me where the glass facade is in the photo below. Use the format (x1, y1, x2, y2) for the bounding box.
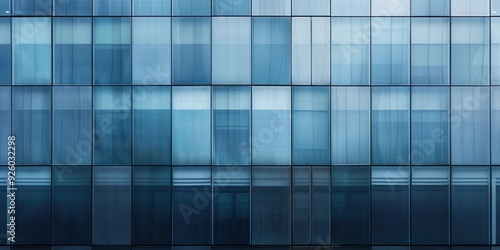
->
(0, 0, 498, 248)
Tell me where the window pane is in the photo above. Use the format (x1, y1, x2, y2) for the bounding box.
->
(411, 87, 450, 165)
(494, 0, 500, 15)
(411, 18, 449, 85)
(133, 0, 171, 15)
(0, 0, 9, 15)
(94, 86, 132, 165)
(331, 0, 370, 16)
(0, 18, 10, 84)
(53, 166, 91, 245)
(13, 18, 51, 85)
(311, 167, 330, 244)
(54, 17, 92, 85)
(451, 87, 490, 165)
(93, 166, 131, 245)
(451, 18, 489, 85)
(212, 17, 251, 85)
(293, 167, 311, 244)
(213, 166, 250, 245)
(493, 168, 500, 243)
(331, 87, 370, 165)
(0, 87, 10, 165)
(292, 86, 330, 165)
(252, 0, 291, 15)
(94, 18, 131, 85)
(372, 87, 410, 165)
(54, 0, 92, 16)
(132, 17, 171, 85)
(411, 166, 450, 244)
(493, 87, 500, 164)
(252, 86, 291, 165)
(372, 166, 410, 245)
(372, 0, 410, 16)
(332, 166, 370, 244)
(172, 0, 210, 16)
(53, 86, 92, 165)
(94, 0, 131, 16)
(452, 166, 490, 244)
(133, 86, 171, 165)
(331, 17, 370, 85)
(212, 86, 251, 165)
(13, 0, 51, 15)
(172, 167, 211, 245)
(372, 17, 409, 85)
(132, 166, 171, 245)
(292, 0, 329, 16)
(172, 17, 210, 85)
(213, 0, 250, 15)
(13, 87, 51, 165)
(172, 87, 211, 165)
(252, 166, 291, 245)
(492, 18, 500, 84)
(411, 0, 449, 16)
(451, 0, 489, 16)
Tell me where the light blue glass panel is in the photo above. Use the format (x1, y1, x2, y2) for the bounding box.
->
(0, 18, 10, 85)
(252, 86, 291, 165)
(172, 17, 210, 85)
(492, 18, 500, 84)
(292, 0, 329, 15)
(372, 17, 410, 85)
(93, 18, 131, 85)
(411, 87, 449, 165)
(133, 0, 170, 15)
(212, 86, 251, 165)
(372, 0, 410, 16)
(54, 0, 92, 16)
(172, 0, 210, 16)
(252, 17, 291, 85)
(411, 18, 449, 85)
(331, 17, 370, 85)
(13, 87, 51, 165)
(94, 0, 131, 16)
(331, 87, 370, 165)
(312, 18, 330, 85)
(133, 86, 171, 165)
(13, 0, 51, 15)
(54, 17, 92, 85)
(252, 0, 291, 15)
(451, 87, 490, 165)
(495, 0, 500, 15)
(451, 0, 489, 16)
(372, 87, 410, 165)
(0, 87, 10, 165)
(93, 86, 132, 165)
(451, 18, 489, 85)
(132, 17, 171, 85)
(212, 17, 251, 85)
(12, 18, 51, 85)
(411, 0, 449, 16)
(53, 86, 92, 165)
(93, 166, 131, 245)
(331, 0, 370, 16)
(493, 87, 500, 164)
(292, 86, 330, 165)
(213, 0, 250, 15)
(172, 87, 211, 165)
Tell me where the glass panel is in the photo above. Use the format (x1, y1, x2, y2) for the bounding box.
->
(411, 0, 450, 16)
(13, 0, 51, 15)
(252, 17, 291, 85)
(292, 167, 311, 244)
(212, 17, 251, 85)
(372, 87, 410, 165)
(93, 86, 132, 165)
(213, 0, 250, 15)
(252, 166, 291, 245)
(0, 87, 10, 165)
(493, 87, 500, 164)
(451, 0, 489, 16)
(93, 166, 131, 245)
(311, 167, 330, 244)
(172, 86, 211, 165)
(372, 166, 410, 245)
(252, 0, 291, 15)
(252, 86, 291, 165)
(94, 0, 131, 16)
(331, 0, 370, 16)
(0, 18, 10, 85)
(331, 87, 370, 165)
(493, 168, 500, 244)
(292, 86, 330, 165)
(13, 87, 51, 165)
(331, 17, 370, 85)
(452, 166, 490, 244)
(292, 0, 329, 16)
(493, 18, 500, 84)
(451, 18, 489, 85)
(212, 86, 251, 165)
(172, 17, 210, 85)
(132, 17, 170, 85)
(172, 0, 210, 16)
(12, 18, 51, 85)
(53, 86, 92, 165)
(53, 166, 92, 245)
(372, 17, 410, 85)
(0, 0, 9, 15)
(54, 17, 92, 85)
(133, 0, 171, 15)
(411, 18, 449, 85)
(331, 166, 370, 244)
(132, 86, 171, 165)
(411, 87, 450, 165)
(54, 0, 92, 16)
(411, 166, 450, 245)
(371, 0, 410, 16)
(93, 17, 131, 85)
(451, 87, 490, 165)
(494, 0, 500, 15)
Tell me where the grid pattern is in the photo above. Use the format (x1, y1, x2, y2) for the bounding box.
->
(0, 0, 500, 249)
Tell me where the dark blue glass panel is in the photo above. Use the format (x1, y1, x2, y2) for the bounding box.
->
(0, 0, 9, 15)
(13, 0, 51, 15)
(0, 18, 10, 85)
(54, 0, 92, 16)
(0, 87, 10, 166)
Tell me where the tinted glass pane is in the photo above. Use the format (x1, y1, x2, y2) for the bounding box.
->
(172, 0, 210, 16)
(292, 0, 329, 16)
(0, 87, 10, 165)
(133, 0, 171, 15)
(0, 18, 10, 84)
(94, 0, 131, 16)
(54, 0, 92, 16)
(13, 0, 51, 15)
(213, 0, 250, 15)
(411, 0, 450, 16)
(252, 0, 291, 15)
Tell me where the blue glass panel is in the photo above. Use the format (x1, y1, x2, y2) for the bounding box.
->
(252, 0, 291, 15)
(0, 0, 9, 15)
(493, 18, 500, 84)
(331, 0, 370, 16)
(172, 0, 210, 16)
(292, 0, 329, 15)
(372, 0, 410, 16)
(0, 87, 10, 166)
(451, 0, 489, 16)
(213, 0, 250, 15)
(133, 0, 171, 15)
(13, 0, 51, 15)
(493, 87, 500, 164)
(0, 18, 10, 85)
(411, 0, 450, 16)
(54, 0, 92, 16)
(94, 0, 131, 16)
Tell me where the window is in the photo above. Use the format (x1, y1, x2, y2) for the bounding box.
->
(133, 0, 170, 15)
(172, 0, 210, 16)
(492, 18, 500, 84)
(451, 0, 489, 16)
(13, 0, 51, 15)
(411, 0, 449, 16)
(94, 0, 131, 16)
(0, 18, 10, 84)
(0, 0, 9, 15)
(372, 0, 410, 16)
(331, 0, 370, 16)
(292, 0, 329, 16)
(0, 87, 9, 165)
(493, 167, 500, 244)
(493, 87, 500, 164)
(213, 0, 250, 15)
(494, 0, 500, 15)
(252, 0, 291, 16)
(54, 0, 92, 16)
